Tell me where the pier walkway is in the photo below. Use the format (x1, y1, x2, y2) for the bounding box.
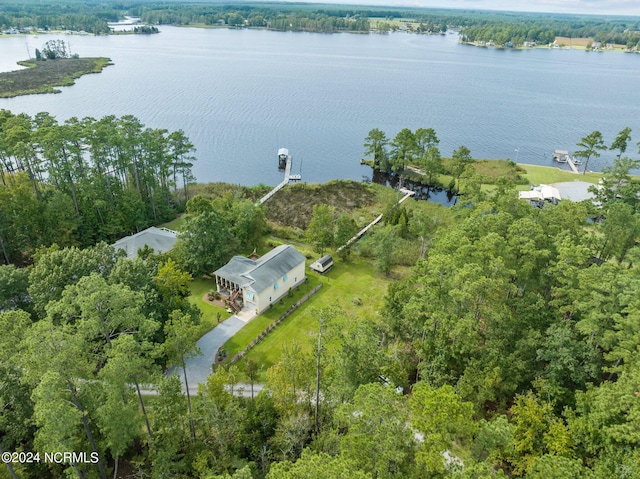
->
(257, 155, 300, 205)
(566, 156, 580, 174)
(337, 188, 415, 252)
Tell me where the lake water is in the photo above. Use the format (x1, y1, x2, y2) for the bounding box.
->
(1, 28, 639, 185)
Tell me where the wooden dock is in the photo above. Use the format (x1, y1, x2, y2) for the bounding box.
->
(566, 156, 580, 174)
(336, 188, 415, 252)
(257, 154, 300, 205)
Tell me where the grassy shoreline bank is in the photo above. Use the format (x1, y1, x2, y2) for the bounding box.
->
(0, 57, 112, 98)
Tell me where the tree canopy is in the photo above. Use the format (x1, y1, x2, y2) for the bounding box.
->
(0, 110, 196, 265)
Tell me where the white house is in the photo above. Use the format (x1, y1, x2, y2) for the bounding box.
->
(213, 244, 306, 314)
(112, 226, 178, 259)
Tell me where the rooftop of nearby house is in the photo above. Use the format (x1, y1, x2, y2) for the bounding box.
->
(112, 226, 178, 259)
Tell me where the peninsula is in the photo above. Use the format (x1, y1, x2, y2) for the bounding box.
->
(0, 57, 112, 98)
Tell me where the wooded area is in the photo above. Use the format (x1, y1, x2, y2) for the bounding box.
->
(2, 115, 640, 478)
(0, 110, 196, 265)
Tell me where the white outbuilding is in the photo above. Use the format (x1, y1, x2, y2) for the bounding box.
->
(310, 255, 334, 274)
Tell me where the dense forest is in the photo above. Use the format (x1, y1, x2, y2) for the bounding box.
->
(0, 110, 196, 265)
(2, 1, 640, 46)
(0, 0, 118, 34)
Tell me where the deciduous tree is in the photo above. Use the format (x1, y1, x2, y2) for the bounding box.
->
(306, 204, 335, 255)
(174, 210, 232, 276)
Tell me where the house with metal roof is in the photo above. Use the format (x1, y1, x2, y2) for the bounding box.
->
(112, 226, 178, 259)
(518, 181, 597, 206)
(213, 244, 306, 314)
(518, 184, 561, 204)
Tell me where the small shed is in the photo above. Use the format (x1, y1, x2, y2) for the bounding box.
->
(310, 255, 334, 274)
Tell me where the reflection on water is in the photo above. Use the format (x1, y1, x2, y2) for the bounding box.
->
(369, 169, 457, 207)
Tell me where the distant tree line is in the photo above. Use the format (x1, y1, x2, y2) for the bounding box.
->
(0, 110, 196, 265)
(136, 4, 371, 33)
(459, 14, 640, 48)
(0, 0, 117, 34)
(3, 1, 640, 44)
(132, 24, 159, 34)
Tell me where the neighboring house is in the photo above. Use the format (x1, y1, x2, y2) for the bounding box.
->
(518, 184, 561, 204)
(214, 244, 306, 314)
(112, 226, 178, 259)
(519, 182, 597, 205)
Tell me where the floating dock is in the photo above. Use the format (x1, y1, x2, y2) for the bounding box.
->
(257, 149, 301, 205)
(552, 149, 580, 174)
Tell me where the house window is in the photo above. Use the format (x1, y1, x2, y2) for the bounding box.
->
(283, 274, 288, 282)
(274, 282, 279, 291)
(245, 291, 254, 301)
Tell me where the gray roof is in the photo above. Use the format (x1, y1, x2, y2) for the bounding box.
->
(112, 227, 178, 259)
(551, 181, 597, 202)
(314, 255, 333, 268)
(214, 244, 305, 293)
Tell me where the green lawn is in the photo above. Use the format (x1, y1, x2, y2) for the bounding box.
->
(188, 277, 232, 337)
(220, 276, 323, 360)
(518, 163, 602, 186)
(232, 254, 392, 380)
(162, 214, 188, 232)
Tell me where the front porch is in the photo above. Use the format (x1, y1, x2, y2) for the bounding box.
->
(215, 276, 256, 313)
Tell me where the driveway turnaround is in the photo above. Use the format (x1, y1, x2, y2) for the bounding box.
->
(173, 309, 256, 391)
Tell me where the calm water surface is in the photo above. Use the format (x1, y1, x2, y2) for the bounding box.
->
(1, 28, 639, 185)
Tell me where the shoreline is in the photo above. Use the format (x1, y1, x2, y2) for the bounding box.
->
(2, 28, 636, 54)
(0, 57, 112, 98)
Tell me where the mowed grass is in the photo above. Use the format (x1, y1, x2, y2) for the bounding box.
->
(188, 277, 233, 337)
(233, 255, 392, 380)
(220, 275, 323, 360)
(161, 214, 188, 232)
(518, 164, 602, 186)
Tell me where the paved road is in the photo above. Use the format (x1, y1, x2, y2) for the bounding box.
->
(172, 309, 256, 391)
